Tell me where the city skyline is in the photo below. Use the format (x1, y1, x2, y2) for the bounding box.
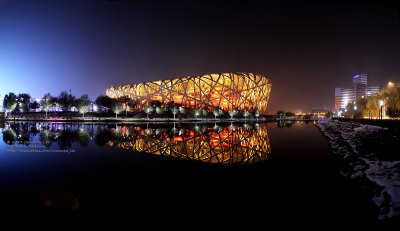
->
(334, 73, 380, 111)
(1, 0, 400, 112)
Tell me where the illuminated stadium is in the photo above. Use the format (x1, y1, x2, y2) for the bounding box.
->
(106, 72, 271, 113)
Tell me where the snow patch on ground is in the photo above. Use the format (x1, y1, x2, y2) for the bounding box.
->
(317, 121, 400, 220)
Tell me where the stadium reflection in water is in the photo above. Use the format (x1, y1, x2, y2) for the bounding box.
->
(1, 122, 270, 164)
(107, 123, 270, 164)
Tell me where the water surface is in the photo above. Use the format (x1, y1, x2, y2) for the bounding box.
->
(0, 121, 379, 227)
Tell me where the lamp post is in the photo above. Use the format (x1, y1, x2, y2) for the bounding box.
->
(353, 105, 357, 119)
(20, 97, 23, 112)
(53, 102, 56, 118)
(16, 98, 19, 113)
(379, 100, 384, 120)
(91, 102, 94, 121)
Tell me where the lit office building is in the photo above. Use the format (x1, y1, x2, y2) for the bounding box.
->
(335, 88, 355, 111)
(353, 74, 368, 101)
(366, 86, 380, 96)
(335, 73, 381, 112)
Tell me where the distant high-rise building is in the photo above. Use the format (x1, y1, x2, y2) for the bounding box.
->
(335, 88, 355, 111)
(366, 86, 380, 96)
(334, 73, 380, 112)
(353, 74, 368, 101)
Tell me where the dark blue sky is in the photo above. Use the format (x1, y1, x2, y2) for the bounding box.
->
(1, 0, 399, 112)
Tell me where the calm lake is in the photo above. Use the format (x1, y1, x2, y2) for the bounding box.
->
(0, 121, 381, 227)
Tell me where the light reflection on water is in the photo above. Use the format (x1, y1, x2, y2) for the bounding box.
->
(0, 122, 270, 164)
(0, 120, 379, 223)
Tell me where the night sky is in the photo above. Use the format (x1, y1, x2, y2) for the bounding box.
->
(1, 0, 399, 112)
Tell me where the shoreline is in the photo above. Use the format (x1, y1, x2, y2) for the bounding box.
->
(1, 117, 318, 123)
(316, 120, 400, 221)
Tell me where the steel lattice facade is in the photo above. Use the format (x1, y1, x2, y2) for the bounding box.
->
(106, 72, 271, 113)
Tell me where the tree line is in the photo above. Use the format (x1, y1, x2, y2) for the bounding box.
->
(2, 91, 261, 119)
(2, 91, 119, 119)
(343, 83, 400, 119)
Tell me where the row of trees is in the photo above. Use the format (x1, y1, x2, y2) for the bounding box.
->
(3, 91, 262, 119)
(343, 83, 400, 119)
(2, 93, 35, 113)
(3, 91, 94, 118)
(141, 105, 260, 120)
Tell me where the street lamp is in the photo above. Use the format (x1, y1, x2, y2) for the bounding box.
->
(379, 100, 384, 120)
(353, 105, 357, 119)
(91, 102, 94, 121)
(53, 102, 57, 117)
(16, 98, 19, 112)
